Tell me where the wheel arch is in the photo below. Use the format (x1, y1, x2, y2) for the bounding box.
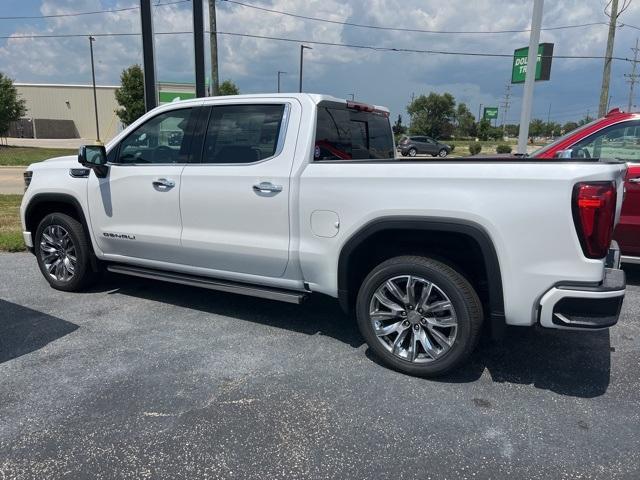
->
(337, 216, 506, 336)
(24, 193, 94, 255)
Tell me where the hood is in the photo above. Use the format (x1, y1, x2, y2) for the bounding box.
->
(28, 155, 78, 171)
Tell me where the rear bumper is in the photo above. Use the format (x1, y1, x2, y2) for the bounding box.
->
(538, 268, 626, 330)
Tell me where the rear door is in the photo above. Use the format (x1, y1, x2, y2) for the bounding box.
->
(178, 100, 299, 277)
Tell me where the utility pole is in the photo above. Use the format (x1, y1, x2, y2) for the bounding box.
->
(478, 103, 483, 122)
(140, 0, 157, 111)
(547, 103, 551, 124)
(517, 0, 544, 154)
(277, 71, 286, 93)
(299, 45, 312, 93)
(208, 0, 219, 96)
(193, 0, 205, 97)
(88, 36, 100, 143)
(625, 38, 640, 112)
(500, 83, 512, 136)
(598, 0, 625, 117)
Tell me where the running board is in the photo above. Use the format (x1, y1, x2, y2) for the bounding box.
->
(106, 264, 308, 304)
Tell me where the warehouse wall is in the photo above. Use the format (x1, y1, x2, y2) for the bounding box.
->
(15, 84, 122, 141)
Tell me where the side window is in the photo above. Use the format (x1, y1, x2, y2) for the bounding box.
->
(571, 121, 640, 161)
(117, 108, 194, 164)
(314, 106, 394, 160)
(202, 104, 285, 164)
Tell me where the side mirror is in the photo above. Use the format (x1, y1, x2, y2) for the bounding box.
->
(78, 145, 108, 177)
(554, 149, 574, 159)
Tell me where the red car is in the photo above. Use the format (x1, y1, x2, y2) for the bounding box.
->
(532, 108, 640, 264)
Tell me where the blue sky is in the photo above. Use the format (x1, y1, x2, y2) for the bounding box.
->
(1, 0, 640, 125)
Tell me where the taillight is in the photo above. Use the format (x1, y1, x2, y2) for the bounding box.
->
(572, 182, 617, 259)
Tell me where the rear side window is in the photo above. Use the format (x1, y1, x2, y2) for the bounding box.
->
(203, 104, 285, 164)
(314, 106, 394, 160)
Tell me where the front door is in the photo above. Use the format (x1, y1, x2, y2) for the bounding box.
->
(179, 101, 298, 277)
(87, 107, 198, 263)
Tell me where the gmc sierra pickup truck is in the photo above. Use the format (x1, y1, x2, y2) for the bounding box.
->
(20, 94, 627, 377)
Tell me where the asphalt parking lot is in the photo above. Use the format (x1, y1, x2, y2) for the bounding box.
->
(0, 252, 639, 479)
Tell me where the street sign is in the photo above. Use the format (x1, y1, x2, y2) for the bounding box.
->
(483, 107, 499, 120)
(511, 43, 554, 84)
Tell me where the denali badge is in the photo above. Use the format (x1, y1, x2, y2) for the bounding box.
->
(103, 232, 136, 240)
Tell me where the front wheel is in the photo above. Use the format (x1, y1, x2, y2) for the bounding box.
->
(438, 148, 448, 157)
(408, 148, 417, 157)
(35, 213, 98, 291)
(356, 256, 483, 377)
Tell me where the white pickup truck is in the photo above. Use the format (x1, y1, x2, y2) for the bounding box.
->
(20, 94, 627, 376)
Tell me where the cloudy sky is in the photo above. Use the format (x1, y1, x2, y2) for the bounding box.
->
(2, 0, 640, 124)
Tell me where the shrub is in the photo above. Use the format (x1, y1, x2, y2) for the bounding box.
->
(496, 144, 513, 154)
(469, 143, 482, 155)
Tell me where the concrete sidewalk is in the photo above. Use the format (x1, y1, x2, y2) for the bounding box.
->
(0, 167, 26, 195)
(5, 137, 92, 149)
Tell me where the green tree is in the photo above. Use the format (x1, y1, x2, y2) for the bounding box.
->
(0, 73, 26, 138)
(454, 103, 476, 137)
(504, 124, 519, 137)
(544, 121, 561, 137)
(562, 121, 579, 134)
(529, 118, 545, 137)
(477, 118, 491, 141)
(392, 114, 407, 136)
(407, 92, 455, 138)
(219, 79, 240, 96)
(115, 65, 145, 126)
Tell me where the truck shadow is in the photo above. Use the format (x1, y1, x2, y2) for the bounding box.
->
(103, 274, 612, 399)
(0, 299, 79, 364)
(623, 264, 640, 286)
(432, 326, 612, 398)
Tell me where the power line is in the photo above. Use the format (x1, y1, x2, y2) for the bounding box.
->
(1, 29, 633, 62)
(221, 0, 611, 35)
(0, 0, 190, 20)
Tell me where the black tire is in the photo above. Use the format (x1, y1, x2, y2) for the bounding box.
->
(356, 255, 483, 377)
(438, 148, 448, 158)
(35, 213, 98, 292)
(408, 148, 417, 157)
(400, 152, 408, 157)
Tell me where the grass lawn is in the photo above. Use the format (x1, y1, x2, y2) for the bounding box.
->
(0, 194, 25, 252)
(0, 146, 76, 166)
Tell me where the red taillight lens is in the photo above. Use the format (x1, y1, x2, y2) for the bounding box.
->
(572, 182, 617, 259)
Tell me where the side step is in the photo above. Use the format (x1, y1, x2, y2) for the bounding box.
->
(106, 264, 308, 304)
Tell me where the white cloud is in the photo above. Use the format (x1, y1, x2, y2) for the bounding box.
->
(1, 0, 640, 121)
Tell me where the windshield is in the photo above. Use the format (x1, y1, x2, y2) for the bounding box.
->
(531, 118, 602, 157)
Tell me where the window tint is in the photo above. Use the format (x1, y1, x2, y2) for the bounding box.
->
(117, 108, 194, 164)
(571, 121, 640, 161)
(202, 104, 285, 164)
(314, 106, 394, 160)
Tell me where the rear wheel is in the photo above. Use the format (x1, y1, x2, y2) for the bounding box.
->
(356, 256, 483, 377)
(35, 213, 98, 291)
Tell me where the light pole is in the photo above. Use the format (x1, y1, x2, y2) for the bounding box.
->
(277, 71, 287, 93)
(88, 36, 100, 143)
(299, 45, 312, 93)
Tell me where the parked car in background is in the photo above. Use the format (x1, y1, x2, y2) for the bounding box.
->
(532, 108, 640, 264)
(398, 136, 452, 157)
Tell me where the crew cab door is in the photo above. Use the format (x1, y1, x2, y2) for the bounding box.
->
(178, 100, 298, 277)
(87, 106, 199, 262)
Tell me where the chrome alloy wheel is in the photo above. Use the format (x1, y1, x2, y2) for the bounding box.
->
(39, 225, 77, 282)
(369, 275, 458, 363)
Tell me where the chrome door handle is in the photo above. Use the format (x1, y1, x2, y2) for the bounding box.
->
(629, 177, 640, 183)
(152, 178, 175, 188)
(253, 181, 283, 193)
